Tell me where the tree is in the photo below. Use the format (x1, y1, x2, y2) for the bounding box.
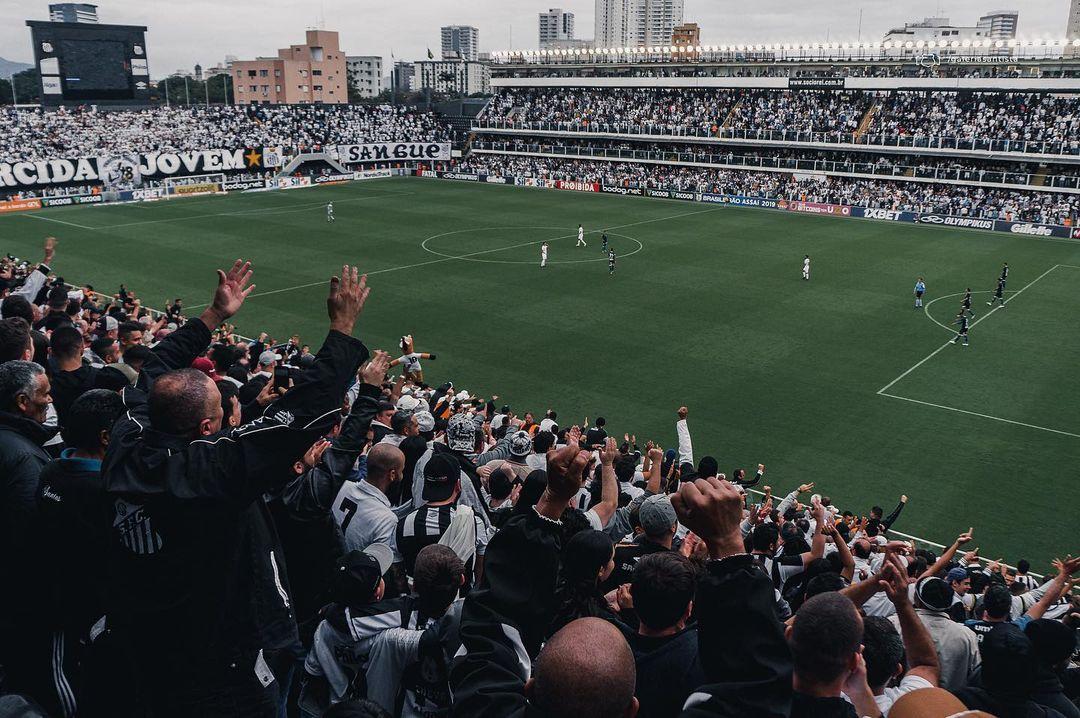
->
(0, 69, 42, 105)
(346, 72, 364, 103)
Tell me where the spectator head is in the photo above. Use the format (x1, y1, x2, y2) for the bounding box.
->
(945, 567, 971, 596)
(561, 529, 615, 591)
(631, 552, 696, 634)
(981, 584, 1013, 621)
(257, 350, 280, 371)
(91, 337, 119, 365)
(413, 544, 465, 619)
(95, 366, 131, 392)
(118, 321, 143, 351)
(1025, 618, 1077, 670)
(613, 453, 636, 484)
(1, 295, 34, 324)
(861, 616, 905, 692)
(870, 505, 884, 519)
(225, 364, 248, 386)
(49, 325, 83, 363)
(98, 315, 118, 339)
(913, 577, 954, 613)
(149, 369, 222, 438)
(215, 380, 241, 429)
(0, 317, 33, 363)
(375, 400, 395, 425)
(594, 417, 605, 428)
(508, 430, 531, 461)
(697, 456, 718, 479)
(391, 410, 419, 437)
(751, 523, 780, 553)
(805, 572, 847, 601)
(980, 623, 1036, 699)
(446, 413, 481, 453)
(852, 539, 872, 560)
(0, 360, 50, 423)
(62, 389, 124, 455)
(332, 544, 394, 608)
(365, 443, 405, 490)
(421, 453, 461, 505)
(1016, 559, 1030, 574)
(488, 465, 513, 502)
(322, 699, 392, 718)
(123, 345, 153, 374)
(787, 592, 863, 691)
(638, 495, 677, 543)
(533, 430, 556, 455)
(413, 410, 435, 440)
(527, 617, 637, 718)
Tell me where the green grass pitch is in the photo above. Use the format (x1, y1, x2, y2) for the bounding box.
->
(4, 176, 1079, 567)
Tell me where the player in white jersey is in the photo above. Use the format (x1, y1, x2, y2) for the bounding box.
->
(540, 242, 549, 268)
(576, 224, 586, 247)
(326, 203, 335, 223)
(802, 255, 811, 281)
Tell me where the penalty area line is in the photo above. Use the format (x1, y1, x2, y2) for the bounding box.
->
(877, 393, 1080, 439)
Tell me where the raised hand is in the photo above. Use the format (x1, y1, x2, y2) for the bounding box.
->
(878, 554, 911, 606)
(797, 482, 815, 494)
(543, 443, 591, 510)
(956, 528, 975, 546)
(302, 438, 332, 469)
(203, 259, 255, 327)
(43, 236, 57, 265)
(360, 350, 391, 386)
(327, 265, 370, 335)
(599, 436, 618, 466)
(677, 406, 688, 420)
(670, 477, 745, 559)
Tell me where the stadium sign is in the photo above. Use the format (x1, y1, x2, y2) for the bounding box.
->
(854, 207, 916, 222)
(601, 185, 643, 196)
(0, 198, 42, 213)
(993, 220, 1072, 238)
(781, 200, 851, 216)
(788, 77, 845, 90)
(556, 180, 599, 192)
(0, 158, 99, 188)
(223, 179, 269, 192)
(356, 169, 393, 180)
(439, 172, 480, 182)
(131, 187, 166, 201)
(40, 194, 103, 207)
(314, 174, 356, 185)
(1072, 228, 1080, 239)
(338, 142, 451, 163)
(917, 214, 995, 230)
(483, 175, 512, 184)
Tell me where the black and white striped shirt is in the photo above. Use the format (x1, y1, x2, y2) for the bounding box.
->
(395, 504, 488, 576)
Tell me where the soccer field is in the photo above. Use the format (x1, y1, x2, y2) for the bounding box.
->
(4, 176, 1079, 567)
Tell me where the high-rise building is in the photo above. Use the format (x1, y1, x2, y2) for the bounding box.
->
(672, 22, 699, 48)
(595, 0, 684, 48)
(392, 61, 414, 93)
(346, 56, 383, 98)
(413, 58, 489, 95)
(976, 10, 1019, 39)
(884, 10, 1018, 55)
(48, 3, 98, 23)
(231, 30, 347, 105)
(539, 8, 575, 49)
(441, 26, 479, 61)
(1067, 0, 1080, 57)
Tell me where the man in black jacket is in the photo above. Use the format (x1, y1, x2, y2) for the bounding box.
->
(0, 359, 56, 706)
(101, 261, 372, 717)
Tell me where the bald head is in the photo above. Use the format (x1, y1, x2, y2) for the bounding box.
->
(149, 369, 222, 438)
(366, 443, 405, 489)
(529, 617, 637, 718)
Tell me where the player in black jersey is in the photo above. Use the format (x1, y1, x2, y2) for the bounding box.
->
(961, 287, 975, 318)
(1000, 262, 1009, 288)
(986, 278, 1006, 308)
(601, 232, 609, 253)
(953, 311, 969, 346)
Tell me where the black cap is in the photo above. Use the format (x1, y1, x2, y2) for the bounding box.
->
(377, 400, 396, 414)
(422, 453, 460, 502)
(914, 577, 954, 612)
(333, 545, 394, 606)
(94, 366, 130, 392)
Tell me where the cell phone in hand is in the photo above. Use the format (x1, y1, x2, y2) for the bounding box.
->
(274, 367, 291, 393)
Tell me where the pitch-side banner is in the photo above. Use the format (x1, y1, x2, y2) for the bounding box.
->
(338, 143, 451, 163)
(0, 148, 271, 189)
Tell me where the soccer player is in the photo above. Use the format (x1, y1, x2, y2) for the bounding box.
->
(913, 277, 926, 309)
(961, 287, 975, 318)
(987, 278, 1006, 308)
(576, 224, 587, 247)
(1000, 262, 1009, 288)
(540, 242, 549, 269)
(608, 248, 617, 276)
(601, 232, 609, 253)
(802, 255, 811, 281)
(326, 202, 335, 223)
(953, 310, 969, 346)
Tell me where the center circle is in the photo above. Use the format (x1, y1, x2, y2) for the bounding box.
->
(420, 226, 644, 265)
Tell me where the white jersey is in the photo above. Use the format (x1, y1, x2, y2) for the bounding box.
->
(541, 246, 549, 259)
(578, 227, 584, 240)
(803, 258, 810, 271)
(327, 203, 334, 214)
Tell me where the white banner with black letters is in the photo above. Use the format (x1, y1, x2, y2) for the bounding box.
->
(337, 142, 451, 164)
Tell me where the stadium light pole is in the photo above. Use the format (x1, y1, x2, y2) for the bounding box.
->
(164, 77, 170, 107)
(8, 74, 15, 106)
(184, 76, 190, 105)
(204, 77, 209, 106)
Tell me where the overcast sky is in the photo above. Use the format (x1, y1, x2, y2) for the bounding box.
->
(0, 0, 1072, 79)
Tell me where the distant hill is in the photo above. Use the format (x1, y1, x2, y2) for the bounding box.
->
(0, 57, 33, 78)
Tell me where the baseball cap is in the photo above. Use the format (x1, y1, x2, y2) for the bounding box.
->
(390, 410, 414, 434)
(191, 357, 221, 381)
(376, 399, 397, 414)
(334, 544, 394, 606)
(258, 350, 281, 366)
(397, 395, 421, 413)
(94, 366, 131, 391)
(639, 495, 677, 538)
(446, 413, 478, 452)
(508, 430, 532, 458)
(539, 417, 558, 433)
(100, 316, 118, 332)
(414, 410, 435, 433)
(422, 453, 460, 502)
(914, 576, 954, 612)
(945, 567, 969, 585)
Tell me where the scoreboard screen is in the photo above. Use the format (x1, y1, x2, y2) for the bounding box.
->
(27, 20, 150, 106)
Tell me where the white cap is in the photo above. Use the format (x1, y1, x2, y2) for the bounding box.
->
(397, 395, 421, 412)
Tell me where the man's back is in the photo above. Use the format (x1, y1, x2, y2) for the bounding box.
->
(629, 627, 704, 718)
(892, 608, 980, 692)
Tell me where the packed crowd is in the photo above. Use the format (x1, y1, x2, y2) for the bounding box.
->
(1, 233, 1078, 718)
(471, 137, 1080, 188)
(478, 88, 1080, 152)
(456, 155, 1080, 224)
(0, 104, 452, 162)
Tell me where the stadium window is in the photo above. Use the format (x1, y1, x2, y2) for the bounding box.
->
(313, 69, 323, 76)
(249, 85, 256, 92)
(314, 85, 323, 91)
(274, 69, 281, 77)
(276, 85, 282, 92)
(247, 70, 257, 77)
(260, 69, 268, 77)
